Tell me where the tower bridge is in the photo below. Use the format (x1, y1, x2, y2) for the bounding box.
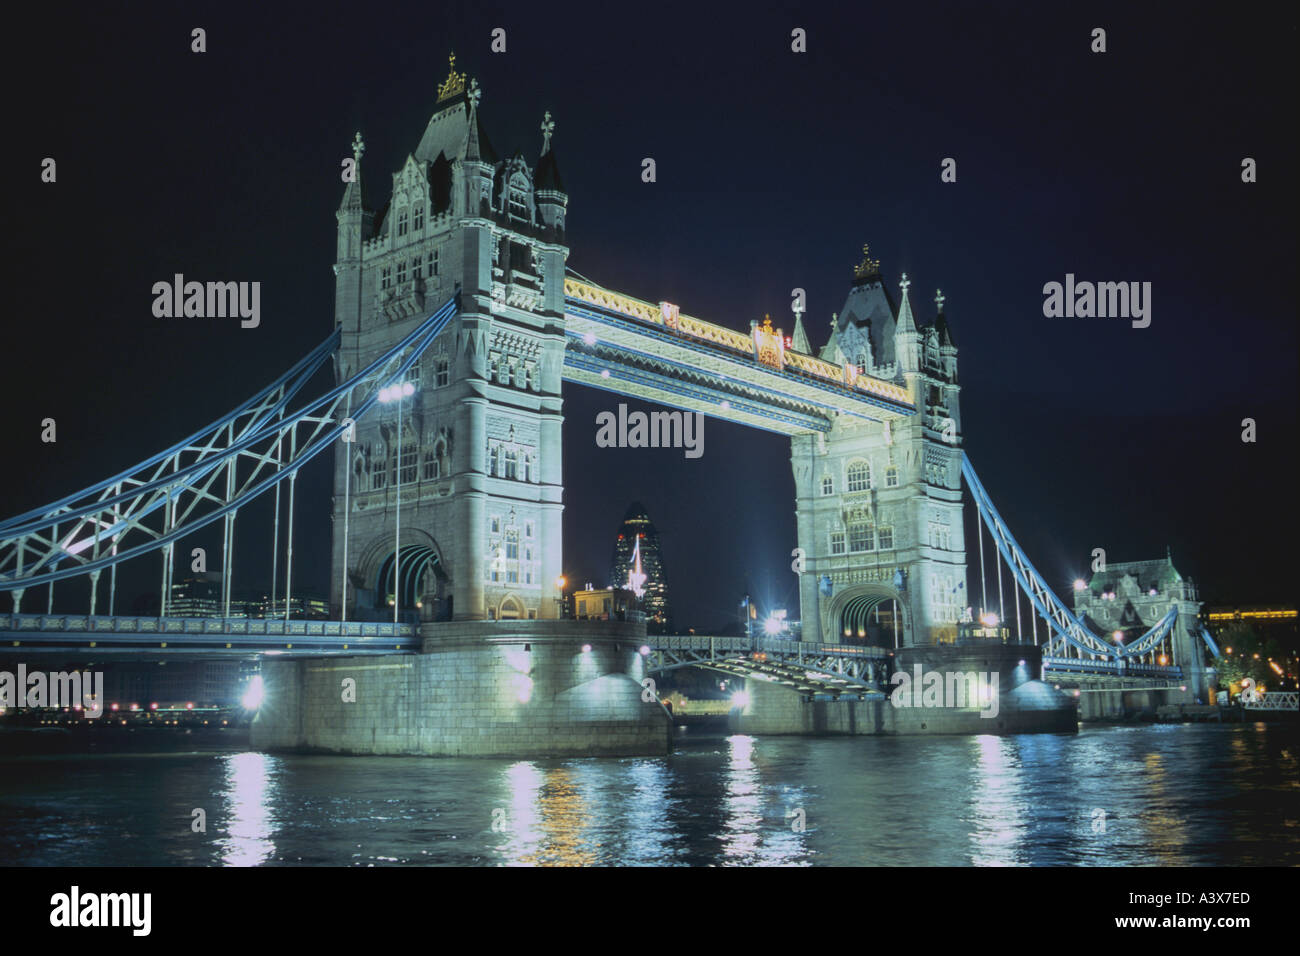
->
(0, 58, 1217, 754)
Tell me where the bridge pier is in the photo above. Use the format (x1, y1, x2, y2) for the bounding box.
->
(730, 643, 1077, 736)
(250, 620, 672, 757)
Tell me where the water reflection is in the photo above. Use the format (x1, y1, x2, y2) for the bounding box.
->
(497, 763, 595, 866)
(217, 752, 277, 866)
(968, 735, 1029, 865)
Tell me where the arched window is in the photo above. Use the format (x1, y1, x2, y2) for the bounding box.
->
(878, 527, 894, 550)
(397, 209, 409, 237)
(821, 476, 834, 496)
(848, 524, 873, 552)
(885, 466, 898, 488)
(847, 460, 871, 493)
(435, 358, 450, 387)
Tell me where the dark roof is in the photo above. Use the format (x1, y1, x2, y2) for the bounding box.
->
(1088, 555, 1183, 593)
(935, 309, 955, 348)
(535, 147, 564, 191)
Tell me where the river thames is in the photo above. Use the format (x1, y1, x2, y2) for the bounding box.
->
(1, 723, 1295, 867)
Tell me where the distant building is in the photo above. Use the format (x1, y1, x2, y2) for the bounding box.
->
(169, 574, 238, 617)
(572, 586, 639, 622)
(608, 501, 672, 632)
(1204, 605, 1298, 650)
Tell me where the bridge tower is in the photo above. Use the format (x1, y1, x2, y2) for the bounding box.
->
(792, 249, 967, 647)
(1072, 552, 1209, 700)
(331, 57, 568, 623)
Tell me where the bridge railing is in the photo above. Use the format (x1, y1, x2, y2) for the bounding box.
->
(1043, 656, 1183, 678)
(651, 635, 889, 659)
(1, 613, 415, 640)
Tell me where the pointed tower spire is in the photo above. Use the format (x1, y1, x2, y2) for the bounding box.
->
(934, 288, 955, 348)
(339, 131, 366, 212)
(896, 272, 917, 335)
(820, 313, 846, 364)
(791, 298, 811, 353)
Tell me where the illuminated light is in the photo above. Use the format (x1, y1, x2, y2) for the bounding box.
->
(980, 613, 999, 628)
(378, 386, 391, 402)
(186, 702, 194, 710)
(130, 703, 138, 711)
(1073, 690, 1080, 697)
(556, 576, 567, 589)
(1149, 588, 1158, 596)
(1159, 655, 1168, 665)
(402, 381, 415, 397)
(1018, 660, 1026, 667)
(763, 615, 785, 636)
(581, 644, 592, 653)
(241, 675, 265, 711)
(1113, 630, 1124, 641)
(150, 703, 158, 710)
(731, 690, 751, 709)
(1073, 579, 1086, 591)
(720, 400, 730, 409)
(583, 332, 597, 346)
(600, 370, 610, 378)
(1225, 647, 1233, 654)
(639, 645, 650, 656)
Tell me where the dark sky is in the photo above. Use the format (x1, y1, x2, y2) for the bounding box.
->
(6, 1, 1296, 628)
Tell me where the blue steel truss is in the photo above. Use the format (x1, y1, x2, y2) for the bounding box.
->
(0, 297, 458, 598)
(962, 453, 1180, 660)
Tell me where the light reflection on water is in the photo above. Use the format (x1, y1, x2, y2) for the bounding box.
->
(0, 724, 1295, 866)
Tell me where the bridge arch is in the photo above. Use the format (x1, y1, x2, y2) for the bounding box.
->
(825, 583, 908, 647)
(362, 531, 449, 619)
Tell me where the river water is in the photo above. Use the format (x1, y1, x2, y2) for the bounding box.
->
(1, 724, 1295, 866)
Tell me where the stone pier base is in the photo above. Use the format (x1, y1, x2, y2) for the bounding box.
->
(250, 620, 672, 757)
(731, 642, 1078, 736)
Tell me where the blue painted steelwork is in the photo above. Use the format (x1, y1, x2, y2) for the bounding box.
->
(0, 298, 458, 592)
(963, 453, 1180, 661)
(1199, 627, 1221, 657)
(563, 349, 830, 434)
(564, 300, 914, 419)
(0, 332, 339, 536)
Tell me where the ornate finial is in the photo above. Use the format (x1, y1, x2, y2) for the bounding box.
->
(351, 131, 365, 164)
(935, 288, 945, 311)
(540, 110, 555, 154)
(900, 272, 911, 293)
(761, 313, 774, 332)
(437, 51, 468, 102)
(830, 311, 838, 326)
(467, 78, 481, 110)
(853, 244, 881, 280)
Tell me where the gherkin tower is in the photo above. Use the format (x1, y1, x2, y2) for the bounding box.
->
(608, 501, 672, 633)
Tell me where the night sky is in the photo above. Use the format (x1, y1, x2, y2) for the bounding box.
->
(7, 1, 1296, 629)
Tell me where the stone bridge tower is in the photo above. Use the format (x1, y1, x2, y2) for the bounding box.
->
(330, 56, 567, 623)
(1072, 552, 1208, 700)
(792, 248, 967, 647)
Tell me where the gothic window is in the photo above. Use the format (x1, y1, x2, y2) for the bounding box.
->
(398, 440, 418, 484)
(397, 260, 407, 284)
(830, 531, 845, 555)
(885, 466, 899, 488)
(847, 460, 871, 493)
(370, 451, 387, 489)
(856, 353, 867, 374)
(487, 354, 499, 380)
(381, 267, 392, 291)
(497, 360, 510, 385)
(525, 521, 535, 538)
(821, 476, 834, 496)
(428, 247, 439, 277)
(878, 527, 894, 550)
(406, 361, 421, 389)
(435, 357, 450, 387)
(487, 445, 499, 476)
(517, 365, 529, 390)
(412, 257, 422, 280)
(504, 448, 519, 480)
(490, 515, 501, 534)
(397, 209, 408, 237)
(848, 524, 874, 552)
(424, 437, 445, 480)
(413, 204, 424, 231)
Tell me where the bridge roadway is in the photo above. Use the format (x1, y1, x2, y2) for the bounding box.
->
(2, 615, 1198, 701)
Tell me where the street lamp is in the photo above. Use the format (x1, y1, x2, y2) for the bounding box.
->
(379, 380, 417, 624)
